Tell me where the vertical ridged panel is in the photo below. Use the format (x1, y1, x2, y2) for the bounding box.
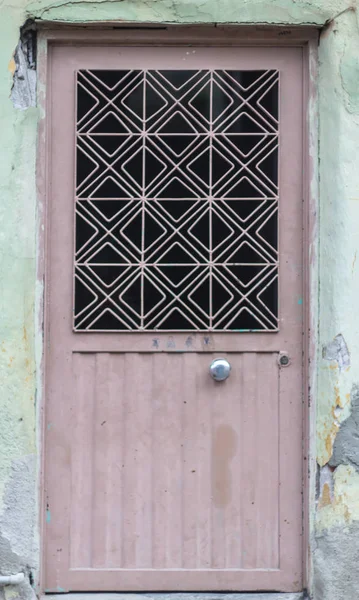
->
(255, 353, 280, 567)
(70, 352, 279, 570)
(194, 355, 213, 568)
(91, 353, 125, 567)
(152, 354, 183, 568)
(70, 353, 96, 567)
(211, 352, 241, 569)
(121, 353, 153, 567)
(240, 353, 279, 569)
(181, 352, 202, 568)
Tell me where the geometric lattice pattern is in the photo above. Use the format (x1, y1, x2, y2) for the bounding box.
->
(75, 69, 279, 331)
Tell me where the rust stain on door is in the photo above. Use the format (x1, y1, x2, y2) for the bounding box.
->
(212, 424, 238, 508)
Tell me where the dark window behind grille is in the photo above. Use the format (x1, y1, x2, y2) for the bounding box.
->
(74, 69, 279, 331)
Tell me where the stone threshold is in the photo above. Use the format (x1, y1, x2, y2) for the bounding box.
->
(43, 593, 306, 600)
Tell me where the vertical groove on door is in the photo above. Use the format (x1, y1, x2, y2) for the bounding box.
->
(211, 353, 240, 569)
(121, 352, 137, 568)
(136, 354, 153, 567)
(70, 353, 96, 567)
(91, 353, 125, 567)
(257, 353, 280, 568)
(168, 354, 184, 568)
(111, 352, 125, 567)
(225, 352, 242, 568)
(92, 353, 108, 568)
(152, 354, 184, 568)
(196, 355, 212, 568)
(152, 352, 167, 569)
(211, 354, 226, 569)
(240, 353, 279, 569)
(122, 353, 153, 567)
(240, 352, 257, 569)
(182, 352, 199, 568)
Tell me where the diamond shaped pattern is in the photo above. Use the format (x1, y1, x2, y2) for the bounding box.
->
(75, 69, 279, 331)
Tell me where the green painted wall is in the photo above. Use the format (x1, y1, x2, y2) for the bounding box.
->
(1, 1, 359, 598)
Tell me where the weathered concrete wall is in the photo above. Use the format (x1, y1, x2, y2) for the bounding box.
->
(314, 6, 359, 598)
(0, 1, 359, 599)
(0, 4, 39, 600)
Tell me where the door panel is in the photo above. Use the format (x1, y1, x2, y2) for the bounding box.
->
(44, 45, 303, 592)
(68, 352, 279, 570)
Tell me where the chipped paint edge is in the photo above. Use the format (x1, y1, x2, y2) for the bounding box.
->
(35, 28, 50, 594)
(304, 36, 319, 595)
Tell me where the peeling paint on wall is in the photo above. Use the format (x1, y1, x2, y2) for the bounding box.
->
(316, 464, 359, 527)
(317, 334, 352, 466)
(10, 23, 36, 110)
(316, 386, 359, 524)
(24, 0, 355, 26)
(330, 384, 359, 473)
(317, 464, 334, 508)
(323, 334, 350, 372)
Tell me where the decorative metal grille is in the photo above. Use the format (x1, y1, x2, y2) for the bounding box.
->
(75, 69, 279, 331)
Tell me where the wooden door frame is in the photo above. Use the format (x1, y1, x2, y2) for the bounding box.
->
(35, 25, 319, 595)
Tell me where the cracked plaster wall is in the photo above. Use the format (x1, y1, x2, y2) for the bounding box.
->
(1, 0, 359, 599)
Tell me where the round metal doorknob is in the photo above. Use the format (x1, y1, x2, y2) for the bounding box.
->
(209, 358, 231, 382)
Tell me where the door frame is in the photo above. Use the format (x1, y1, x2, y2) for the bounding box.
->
(35, 25, 319, 595)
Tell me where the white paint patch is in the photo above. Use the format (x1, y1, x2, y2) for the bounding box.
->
(318, 464, 334, 503)
(323, 334, 350, 372)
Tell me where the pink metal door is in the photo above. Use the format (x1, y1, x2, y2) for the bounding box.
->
(44, 43, 304, 593)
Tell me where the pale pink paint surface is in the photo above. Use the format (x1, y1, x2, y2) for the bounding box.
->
(44, 45, 303, 592)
